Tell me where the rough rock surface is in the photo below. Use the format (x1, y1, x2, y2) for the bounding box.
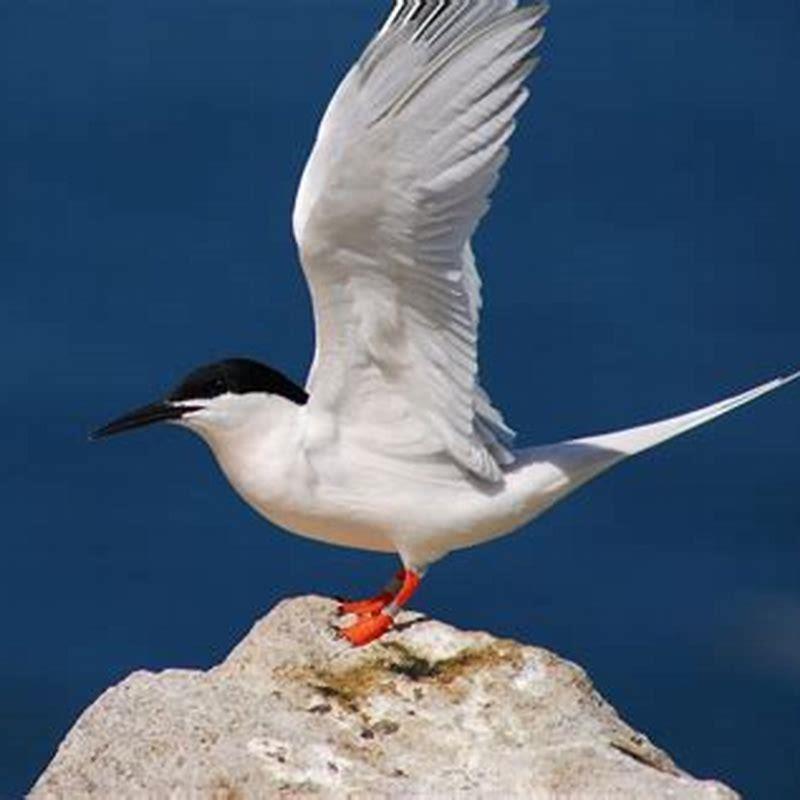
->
(32, 597, 738, 799)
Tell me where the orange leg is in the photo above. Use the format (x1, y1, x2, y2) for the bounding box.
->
(338, 592, 394, 617)
(340, 569, 422, 647)
(337, 570, 403, 617)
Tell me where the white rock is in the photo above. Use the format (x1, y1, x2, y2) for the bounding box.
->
(31, 596, 739, 799)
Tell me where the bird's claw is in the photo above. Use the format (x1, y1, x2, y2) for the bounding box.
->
(338, 612, 393, 647)
(337, 594, 393, 617)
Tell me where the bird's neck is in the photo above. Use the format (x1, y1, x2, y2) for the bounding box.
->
(185, 394, 303, 463)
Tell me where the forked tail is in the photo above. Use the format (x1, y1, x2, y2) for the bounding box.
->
(515, 370, 799, 513)
(576, 370, 799, 458)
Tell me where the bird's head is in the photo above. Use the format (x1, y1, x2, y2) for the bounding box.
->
(91, 358, 308, 443)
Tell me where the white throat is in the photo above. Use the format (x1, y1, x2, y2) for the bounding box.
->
(180, 393, 303, 456)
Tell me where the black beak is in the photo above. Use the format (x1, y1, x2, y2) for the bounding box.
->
(91, 401, 199, 440)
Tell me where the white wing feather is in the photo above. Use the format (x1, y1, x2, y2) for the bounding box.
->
(293, 1, 548, 482)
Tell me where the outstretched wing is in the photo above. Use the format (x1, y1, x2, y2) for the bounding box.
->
(293, 1, 548, 483)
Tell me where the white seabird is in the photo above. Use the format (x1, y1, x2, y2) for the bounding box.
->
(94, 1, 798, 645)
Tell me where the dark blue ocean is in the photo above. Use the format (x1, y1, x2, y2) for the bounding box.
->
(2, 2, 798, 797)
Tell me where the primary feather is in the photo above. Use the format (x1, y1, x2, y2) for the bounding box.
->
(293, 1, 548, 482)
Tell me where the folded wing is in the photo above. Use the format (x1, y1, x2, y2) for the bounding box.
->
(293, 1, 548, 482)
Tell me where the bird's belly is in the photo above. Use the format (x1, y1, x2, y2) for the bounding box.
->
(213, 439, 561, 564)
(222, 463, 488, 560)
(243, 493, 398, 554)
(245, 478, 526, 565)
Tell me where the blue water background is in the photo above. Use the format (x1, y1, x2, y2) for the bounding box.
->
(2, 1, 799, 797)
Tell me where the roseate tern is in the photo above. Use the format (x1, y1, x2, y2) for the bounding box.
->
(94, 1, 798, 646)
